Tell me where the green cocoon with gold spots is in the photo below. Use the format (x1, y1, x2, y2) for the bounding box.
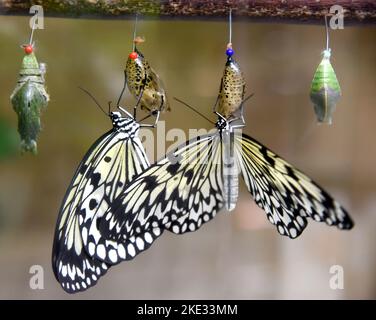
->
(10, 52, 49, 154)
(310, 50, 341, 125)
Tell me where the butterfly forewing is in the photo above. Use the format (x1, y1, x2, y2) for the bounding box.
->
(53, 128, 150, 293)
(80, 134, 225, 265)
(236, 133, 353, 238)
(52, 130, 114, 293)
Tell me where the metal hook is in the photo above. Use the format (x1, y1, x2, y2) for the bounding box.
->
(324, 15, 330, 51)
(132, 13, 139, 51)
(229, 9, 232, 46)
(28, 19, 37, 45)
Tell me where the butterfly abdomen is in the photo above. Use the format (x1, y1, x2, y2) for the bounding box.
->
(217, 57, 245, 119)
(222, 131, 239, 211)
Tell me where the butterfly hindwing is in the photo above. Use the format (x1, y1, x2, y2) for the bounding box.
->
(80, 134, 225, 265)
(236, 133, 353, 238)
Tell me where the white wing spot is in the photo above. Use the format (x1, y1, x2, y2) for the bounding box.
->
(88, 242, 95, 256)
(108, 249, 118, 263)
(296, 216, 305, 226)
(289, 228, 297, 238)
(62, 265, 67, 277)
(144, 232, 152, 244)
(118, 244, 126, 259)
(127, 243, 136, 257)
(172, 225, 180, 234)
(96, 244, 106, 260)
(136, 237, 145, 250)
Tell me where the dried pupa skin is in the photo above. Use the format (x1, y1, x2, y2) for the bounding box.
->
(10, 52, 49, 154)
(310, 49, 341, 125)
(216, 56, 246, 119)
(125, 47, 170, 113)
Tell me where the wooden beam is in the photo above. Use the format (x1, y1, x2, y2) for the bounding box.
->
(0, 1, 375, 24)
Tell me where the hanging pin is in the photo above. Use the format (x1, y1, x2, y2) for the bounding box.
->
(309, 15, 341, 125)
(215, 9, 246, 120)
(10, 20, 49, 154)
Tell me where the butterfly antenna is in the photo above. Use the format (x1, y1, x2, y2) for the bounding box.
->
(78, 86, 108, 116)
(174, 97, 215, 125)
(243, 93, 255, 104)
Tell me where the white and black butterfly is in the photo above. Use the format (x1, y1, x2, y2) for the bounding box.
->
(52, 106, 156, 292)
(52, 42, 169, 293)
(78, 54, 353, 267)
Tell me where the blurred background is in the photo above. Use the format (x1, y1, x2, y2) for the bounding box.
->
(0, 15, 375, 299)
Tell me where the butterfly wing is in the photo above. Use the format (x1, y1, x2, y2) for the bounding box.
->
(235, 133, 353, 239)
(52, 131, 149, 293)
(80, 134, 224, 265)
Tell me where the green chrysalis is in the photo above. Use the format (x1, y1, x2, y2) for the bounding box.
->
(309, 17, 341, 125)
(310, 49, 341, 124)
(10, 47, 49, 154)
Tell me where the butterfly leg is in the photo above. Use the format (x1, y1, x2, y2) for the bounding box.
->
(133, 88, 145, 119)
(116, 70, 128, 107)
(139, 110, 160, 128)
(214, 111, 227, 122)
(212, 95, 220, 113)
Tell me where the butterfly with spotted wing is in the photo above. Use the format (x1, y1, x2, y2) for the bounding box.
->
(52, 25, 169, 293)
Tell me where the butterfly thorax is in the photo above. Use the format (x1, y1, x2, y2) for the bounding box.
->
(215, 117, 228, 131)
(216, 57, 246, 119)
(215, 116, 241, 134)
(110, 111, 140, 138)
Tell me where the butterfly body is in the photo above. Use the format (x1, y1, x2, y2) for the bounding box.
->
(215, 55, 247, 211)
(216, 116, 241, 211)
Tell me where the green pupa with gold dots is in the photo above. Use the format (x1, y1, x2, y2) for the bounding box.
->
(310, 48, 341, 125)
(10, 45, 49, 154)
